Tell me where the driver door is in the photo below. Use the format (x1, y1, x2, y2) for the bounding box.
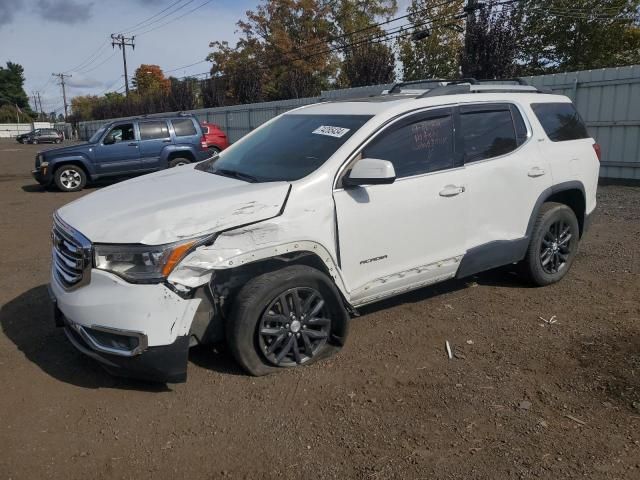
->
(333, 108, 468, 305)
(93, 122, 141, 174)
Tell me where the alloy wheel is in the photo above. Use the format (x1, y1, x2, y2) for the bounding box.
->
(258, 287, 331, 367)
(59, 169, 82, 190)
(540, 219, 573, 274)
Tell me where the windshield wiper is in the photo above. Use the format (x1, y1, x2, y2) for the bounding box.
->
(212, 168, 260, 183)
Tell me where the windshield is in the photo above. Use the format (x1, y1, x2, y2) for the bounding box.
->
(89, 126, 108, 143)
(195, 114, 372, 182)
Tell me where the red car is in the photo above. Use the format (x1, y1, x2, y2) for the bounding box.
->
(200, 122, 230, 154)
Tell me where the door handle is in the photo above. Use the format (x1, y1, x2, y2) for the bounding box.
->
(528, 167, 545, 178)
(128, 142, 138, 147)
(439, 185, 465, 197)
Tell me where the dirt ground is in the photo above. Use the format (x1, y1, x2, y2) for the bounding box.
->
(0, 138, 638, 480)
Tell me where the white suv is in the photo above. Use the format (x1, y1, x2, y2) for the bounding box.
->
(49, 80, 600, 382)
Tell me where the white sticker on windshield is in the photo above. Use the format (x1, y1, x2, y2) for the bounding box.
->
(312, 125, 350, 138)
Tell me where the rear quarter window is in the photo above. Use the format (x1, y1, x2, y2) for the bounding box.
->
(171, 119, 197, 137)
(531, 102, 589, 142)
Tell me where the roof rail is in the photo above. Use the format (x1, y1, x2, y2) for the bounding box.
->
(417, 78, 550, 98)
(386, 78, 480, 94)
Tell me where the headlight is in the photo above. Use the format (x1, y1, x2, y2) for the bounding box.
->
(94, 237, 206, 282)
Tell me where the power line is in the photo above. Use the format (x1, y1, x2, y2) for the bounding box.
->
(135, 0, 214, 37)
(75, 51, 117, 75)
(116, 0, 188, 35)
(63, 39, 110, 74)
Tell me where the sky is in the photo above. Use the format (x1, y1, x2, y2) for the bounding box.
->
(0, 0, 255, 115)
(0, 0, 412, 116)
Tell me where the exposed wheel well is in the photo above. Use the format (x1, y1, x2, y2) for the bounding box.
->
(545, 188, 586, 236)
(167, 151, 195, 162)
(210, 251, 348, 318)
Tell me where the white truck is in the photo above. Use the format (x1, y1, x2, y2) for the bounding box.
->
(49, 80, 600, 382)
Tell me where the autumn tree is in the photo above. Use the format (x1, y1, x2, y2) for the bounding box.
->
(399, 0, 464, 80)
(331, 0, 398, 88)
(69, 95, 99, 122)
(208, 0, 337, 103)
(208, 39, 267, 104)
(517, 0, 640, 74)
(461, 1, 523, 78)
(132, 64, 170, 95)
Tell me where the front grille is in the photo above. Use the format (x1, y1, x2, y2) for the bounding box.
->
(52, 214, 92, 290)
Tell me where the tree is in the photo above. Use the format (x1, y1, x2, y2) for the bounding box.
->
(399, 0, 464, 80)
(132, 64, 170, 95)
(0, 61, 35, 120)
(517, 0, 640, 74)
(461, 1, 523, 78)
(208, 0, 337, 102)
(332, 0, 398, 87)
(70, 95, 99, 122)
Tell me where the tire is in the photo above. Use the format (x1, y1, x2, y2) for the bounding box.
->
(168, 157, 190, 168)
(226, 265, 349, 376)
(54, 165, 87, 192)
(32, 139, 38, 145)
(208, 147, 221, 156)
(520, 202, 580, 286)
(55, 139, 61, 144)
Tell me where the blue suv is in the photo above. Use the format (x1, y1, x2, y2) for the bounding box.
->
(32, 114, 210, 192)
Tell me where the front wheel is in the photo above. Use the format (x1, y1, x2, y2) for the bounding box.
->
(54, 165, 87, 192)
(226, 265, 349, 376)
(31, 139, 38, 144)
(168, 157, 190, 168)
(520, 202, 580, 286)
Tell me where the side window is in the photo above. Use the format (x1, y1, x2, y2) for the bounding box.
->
(362, 111, 455, 178)
(105, 123, 135, 143)
(139, 121, 170, 141)
(201, 125, 209, 134)
(531, 102, 589, 142)
(171, 119, 197, 137)
(460, 105, 518, 162)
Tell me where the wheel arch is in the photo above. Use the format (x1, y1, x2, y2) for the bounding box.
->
(527, 181, 587, 238)
(51, 158, 92, 179)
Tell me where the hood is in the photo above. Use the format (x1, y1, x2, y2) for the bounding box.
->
(57, 166, 291, 245)
(44, 142, 91, 156)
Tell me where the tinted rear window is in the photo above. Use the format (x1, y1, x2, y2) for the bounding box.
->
(171, 118, 197, 137)
(460, 107, 518, 162)
(531, 102, 589, 142)
(139, 121, 169, 140)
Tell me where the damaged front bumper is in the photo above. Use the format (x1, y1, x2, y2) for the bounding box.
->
(50, 268, 202, 383)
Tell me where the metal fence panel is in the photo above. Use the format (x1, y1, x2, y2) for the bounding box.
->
(78, 66, 640, 180)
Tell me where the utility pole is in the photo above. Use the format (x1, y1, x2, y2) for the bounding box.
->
(37, 92, 44, 120)
(111, 34, 135, 96)
(52, 73, 71, 121)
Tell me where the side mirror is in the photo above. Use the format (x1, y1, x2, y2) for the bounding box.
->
(343, 158, 396, 187)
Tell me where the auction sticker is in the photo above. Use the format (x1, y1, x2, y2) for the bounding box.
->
(312, 125, 350, 138)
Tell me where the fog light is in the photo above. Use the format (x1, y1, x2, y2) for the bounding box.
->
(85, 327, 140, 352)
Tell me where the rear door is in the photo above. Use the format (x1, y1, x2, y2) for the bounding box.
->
(138, 120, 171, 170)
(460, 103, 552, 262)
(334, 108, 468, 305)
(92, 122, 141, 174)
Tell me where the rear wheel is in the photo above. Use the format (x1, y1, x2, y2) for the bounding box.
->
(208, 146, 221, 156)
(168, 157, 190, 168)
(226, 265, 349, 376)
(54, 165, 86, 192)
(520, 202, 580, 286)
(31, 139, 38, 144)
